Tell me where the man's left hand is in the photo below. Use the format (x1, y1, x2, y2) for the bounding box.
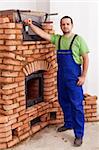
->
(77, 76, 86, 86)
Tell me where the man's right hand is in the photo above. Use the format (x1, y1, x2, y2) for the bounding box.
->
(23, 19, 32, 26)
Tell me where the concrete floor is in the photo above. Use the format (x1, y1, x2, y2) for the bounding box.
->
(9, 122, 99, 150)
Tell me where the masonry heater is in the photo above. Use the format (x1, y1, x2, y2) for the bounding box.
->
(0, 9, 62, 149)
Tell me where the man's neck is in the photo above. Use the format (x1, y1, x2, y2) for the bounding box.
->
(64, 32, 74, 38)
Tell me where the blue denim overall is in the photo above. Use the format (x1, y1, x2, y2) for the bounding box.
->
(57, 34, 84, 138)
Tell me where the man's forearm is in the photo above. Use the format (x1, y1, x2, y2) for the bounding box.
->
(82, 53, 89, 78)
(77, 53, 89, 86)
(24, 19, 51, 41)
(29, 24, 51, 41)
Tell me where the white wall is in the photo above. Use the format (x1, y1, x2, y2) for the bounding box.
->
(50, 0, 99, 103)
(0, 0, 50, 12)
(36, 0, 50, 13)
(0, 0, 37, 11)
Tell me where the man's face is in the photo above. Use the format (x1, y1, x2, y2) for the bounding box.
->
(60, 18, 73, 34)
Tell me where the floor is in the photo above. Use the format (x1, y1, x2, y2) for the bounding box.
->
(9, 122, 99, 150)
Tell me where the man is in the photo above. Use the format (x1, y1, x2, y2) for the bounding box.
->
(24, 16, 89, 147)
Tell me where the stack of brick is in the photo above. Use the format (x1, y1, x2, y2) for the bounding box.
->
(49, 94, 99, 125)
(83, 93, 98, 122)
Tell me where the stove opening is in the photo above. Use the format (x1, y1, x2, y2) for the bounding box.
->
(25, 70, 44, 108)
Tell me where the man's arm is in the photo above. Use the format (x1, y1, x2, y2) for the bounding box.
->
(24, 19, 51, 41)
(77, 53, 89, 86)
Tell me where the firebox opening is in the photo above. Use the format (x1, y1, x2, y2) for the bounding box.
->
(50, 112, 56, 120)
(30, 117, 41, 127)
(25, 70, 44, 108)
(12, 129, 18, 137)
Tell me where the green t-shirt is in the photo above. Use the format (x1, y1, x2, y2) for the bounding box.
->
(51, 34, 89, 64)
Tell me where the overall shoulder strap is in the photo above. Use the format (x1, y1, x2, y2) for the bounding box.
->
(69, 34, 78, 50)
(58, 35, 62, 50)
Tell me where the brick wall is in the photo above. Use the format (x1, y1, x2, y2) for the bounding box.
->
(0, 13, 98, 149)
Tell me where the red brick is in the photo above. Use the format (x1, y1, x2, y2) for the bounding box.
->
(0, 130, 11, 138)
(0, 17, 9, 23)
(3, 103, 19, 111)
(0, 109, 13, 115)
(2, 71, 18, 77)
(14, 105, 25, 113)
(85, 100, 97, 105)
(12, 122, 23, 129)
(5, 40, 21, 45)
(0, 135, 12, 143)
(17, 45, 28, 50)
(19, 81, 25, 86)
(0, 64, 13, 70)
(40, 122, 48, 128)
(23, 49, 33, 55)
(13, 65, 22, 71)
(0, 77, 13, 83)
(18, 114, 28, 122)
(29, 45, 36, 49)
(0, 34, 16, 39)
(31, 124, 41, 133)
(87, 117, 98, 122)
(8, 113, 19, 120)
(16, 55, 25, 61)
(0, 23, 15, 28)
(49, 119, 63, 124)
(20, 100, 26, 106)
(2, 89, 13, 95)
(16, 34, 23, 40)
(3, 58, 20, 65)
(15, 23, 23, 29)
(0, 52, 15, 59)
(86, 108, 97, 113)
(92, 113, 97, 117)
(19, 132, 29, 141)
(14, 77, 24, 82)
(15, 86, 24, 93)
(85, 113, 92, 117)
(16, 96, 25, 102)
(0, 45, 16, 51)
(18, 109, 25, 116)
(2, 83, 18, 90)
(0, 40, 4, 44)
(7, 136, 19, 148)
(0, 143, 7, 149)
(0, 29, 3, 34)
(84, 105, 91, 110)
(23, 41, 36, 45)
(0, 125, 11, 133)
(4, 29, 21, 34)
(26, 107, 37, 114)
(92, 105, 97, 109)
(17, 123, 29, 131)
(0, 115, 8, 123)
(7, 118, 17, 126)
(0, 99, 13, 105)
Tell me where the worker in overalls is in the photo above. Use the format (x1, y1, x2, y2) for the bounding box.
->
(24, 16, 89, 147)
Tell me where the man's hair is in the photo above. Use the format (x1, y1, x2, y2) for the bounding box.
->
(60, 16, 73, 24)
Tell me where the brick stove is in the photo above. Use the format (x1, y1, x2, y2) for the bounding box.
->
(0, 10, 98, 149)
